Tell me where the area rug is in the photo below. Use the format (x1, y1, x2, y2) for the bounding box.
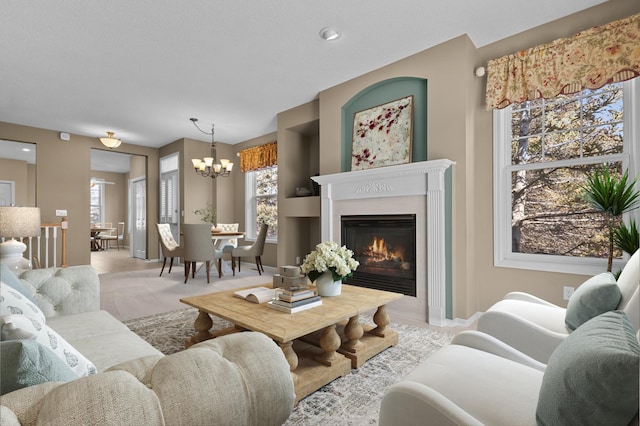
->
(124, 308, 452, 425)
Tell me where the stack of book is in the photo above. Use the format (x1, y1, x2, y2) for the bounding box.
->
(267, 265, 322, 313)
(268, 286, 322, 313)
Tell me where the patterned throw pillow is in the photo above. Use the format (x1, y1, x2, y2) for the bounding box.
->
(0, 314, 97, 377)
(1, 280, 46, 324)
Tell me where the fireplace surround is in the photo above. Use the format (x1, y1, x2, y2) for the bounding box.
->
(312, 159, 454, 325)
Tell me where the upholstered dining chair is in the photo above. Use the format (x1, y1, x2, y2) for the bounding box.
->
(215, 223, 239, 253)
(231, 223, 268, 276)
(182, 223, 223, 284)
(156, 223, 184, 277)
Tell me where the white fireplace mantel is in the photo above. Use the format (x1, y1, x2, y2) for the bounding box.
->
(312, 159, 454, 326)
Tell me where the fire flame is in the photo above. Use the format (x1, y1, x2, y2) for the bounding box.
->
(366, 236, 404, 263)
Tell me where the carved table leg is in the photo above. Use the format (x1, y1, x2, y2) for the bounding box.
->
(185, 310, 213, 348)
(341, 315, 364, 353)
(370, 305, 391, 337)
(279, 341, 299, 372)
(315, 324, 344, 366)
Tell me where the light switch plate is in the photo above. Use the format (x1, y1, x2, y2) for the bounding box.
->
(56, 209, 68, 217)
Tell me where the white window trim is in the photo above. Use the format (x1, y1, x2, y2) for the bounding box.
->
(493, 79, 640, 275)
(244, 168, 277, 244)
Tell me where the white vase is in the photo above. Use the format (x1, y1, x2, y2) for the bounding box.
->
(315, 271, 342, 296)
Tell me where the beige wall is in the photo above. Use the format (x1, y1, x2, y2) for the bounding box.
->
(0, 157, 30, 206)
(0, 122, 160, 266)
(314, 0, 640, 318)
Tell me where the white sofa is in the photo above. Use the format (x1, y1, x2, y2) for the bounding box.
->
(0, 265, 295, 425)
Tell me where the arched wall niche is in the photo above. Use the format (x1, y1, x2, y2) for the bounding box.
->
(340, 77, 428, 172)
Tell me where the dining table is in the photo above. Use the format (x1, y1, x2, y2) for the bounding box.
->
(90, 226, 116, 251)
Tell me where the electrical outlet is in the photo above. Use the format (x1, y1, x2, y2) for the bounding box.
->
(295, 256, 301, 264)
(563, 286, 575, 301)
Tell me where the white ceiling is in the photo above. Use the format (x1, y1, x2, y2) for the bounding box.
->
(1, 0, 607, 149)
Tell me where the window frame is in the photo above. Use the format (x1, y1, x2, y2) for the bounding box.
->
(90, 178, 105, 226)
(244, 166, 278, 244)
(493, 78, 640, 275)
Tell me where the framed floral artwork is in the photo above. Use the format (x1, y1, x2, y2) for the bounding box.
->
(351, 95, 413, 171)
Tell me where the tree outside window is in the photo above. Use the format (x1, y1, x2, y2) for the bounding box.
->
(494, 80, 639, 274)
(90, 179, 104, 225)
(246, 166, 278, 241)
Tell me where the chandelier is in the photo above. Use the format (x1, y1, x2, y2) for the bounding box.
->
(99, 131, 122, 149)
(189, 118, 233, 178)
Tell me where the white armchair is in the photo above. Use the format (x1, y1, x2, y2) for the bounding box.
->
(379, 311, 639, 426)
(477, 249, 639, 363)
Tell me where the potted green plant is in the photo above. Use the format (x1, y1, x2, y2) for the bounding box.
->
(194, 203, 216, 226)
(582, 166, 640, 272)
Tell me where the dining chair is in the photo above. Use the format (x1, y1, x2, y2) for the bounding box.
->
(215, 223, 239, 251)
(98, 222, 116, 250)
(231, 223, 268, 276)
(182, 223, 223, 284)
(115, 222, 125, 250)
(156, 223, 184, 277)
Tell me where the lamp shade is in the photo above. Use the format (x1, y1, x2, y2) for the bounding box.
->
(0, 207, 41, 238)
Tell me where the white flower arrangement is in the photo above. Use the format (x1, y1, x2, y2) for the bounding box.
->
(300, 241, 360, 282)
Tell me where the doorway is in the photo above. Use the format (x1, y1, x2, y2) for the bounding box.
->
(90, 149, 147, 263)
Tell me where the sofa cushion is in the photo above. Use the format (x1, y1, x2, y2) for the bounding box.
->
(0, 314, 97, 377)
(0, 340, 78, 395)
(565, 272, 620, 330)
(537, 310, 639, 426)
(47, 310, 163, 372)
(1, 263, 37, 304)
(1, 281, 46, 324)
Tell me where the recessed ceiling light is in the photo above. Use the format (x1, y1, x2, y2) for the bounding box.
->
(320, 27, 340, 41)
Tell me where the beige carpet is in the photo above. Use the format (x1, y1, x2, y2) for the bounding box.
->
(124, 308, 452, 425)
(99, 262, 277, 321)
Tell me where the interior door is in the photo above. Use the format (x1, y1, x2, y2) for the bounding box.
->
(130, 177, 146, 259)
(0, 181, 15, 206)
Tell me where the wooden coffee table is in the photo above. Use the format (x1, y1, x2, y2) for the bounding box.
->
(180, 284, 403, 402)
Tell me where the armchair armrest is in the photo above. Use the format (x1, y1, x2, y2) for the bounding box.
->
(476, 309, 568, 363)
(380, 381, 482, 426)
(503, 291, 563, 308)
(451, 331, 546, 371)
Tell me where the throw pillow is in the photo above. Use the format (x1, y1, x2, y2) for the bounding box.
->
(0, 314, 97, 377)
(0, 340, 78, 395)
(0, 263, 37, 304)
(565, 272, 620, 330)
(537, 310, 639, 426)
(1, 280, 46, 324)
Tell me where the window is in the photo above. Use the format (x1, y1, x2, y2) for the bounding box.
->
(494, 79, 639, 274)
(245, 166, 278, 242)
(160, 153, 180, 242)
(90, 178, 105, 225)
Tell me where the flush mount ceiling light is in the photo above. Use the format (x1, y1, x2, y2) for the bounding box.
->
(319, 27, 340, 41)
(99, 131, 122, 149)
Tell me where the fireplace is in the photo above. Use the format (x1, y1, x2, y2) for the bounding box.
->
(342, 214, 416, 296)
(312, 159, 454, 326)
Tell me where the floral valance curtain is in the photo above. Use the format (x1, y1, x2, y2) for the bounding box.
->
(486, 13, 640, 110)
(239, 141, 277, 172)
